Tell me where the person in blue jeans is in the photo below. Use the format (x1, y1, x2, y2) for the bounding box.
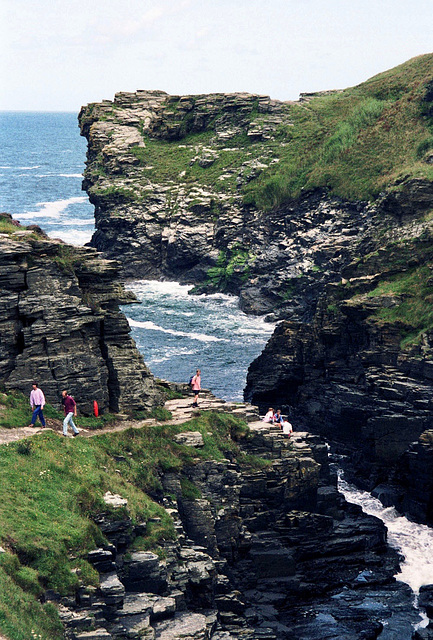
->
(61, 389, 79, 437)
(29, 382, 46, 428)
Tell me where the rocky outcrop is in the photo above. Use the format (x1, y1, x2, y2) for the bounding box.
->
(79, 91, 399, 320)
(58, 409, 418, 640)
(77, 75, 433, 525)
(0, 214, 162, 414)
(245, 220, 433, 524)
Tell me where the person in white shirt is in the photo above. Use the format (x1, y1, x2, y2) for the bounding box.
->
(29, 382, 46, 428)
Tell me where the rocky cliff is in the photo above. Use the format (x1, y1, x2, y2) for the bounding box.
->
(57, 405, 419, 640)
(77, 91, 383, 320)
(0, 214, 161, 414)
(77, 54, 433, 523)
(245, 219, 433, 525)
(79, 54, 433, 320)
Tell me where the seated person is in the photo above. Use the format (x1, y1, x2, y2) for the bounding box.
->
(273, 409, 284, 426)
(282, 420, 293, 436)
(263, 408, 274, 423)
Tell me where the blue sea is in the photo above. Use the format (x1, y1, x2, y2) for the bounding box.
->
(0, 111, 274, 401)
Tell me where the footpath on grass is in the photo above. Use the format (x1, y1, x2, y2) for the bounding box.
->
(0, 389, 290, 445)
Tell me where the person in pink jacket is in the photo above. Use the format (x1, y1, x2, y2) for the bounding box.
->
(191, 369, 201, 408)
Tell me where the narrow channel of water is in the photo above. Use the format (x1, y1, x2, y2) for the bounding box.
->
(122, 280, 276, 402)
(338, 472, 433, 596)
(338, 470, 433, 631)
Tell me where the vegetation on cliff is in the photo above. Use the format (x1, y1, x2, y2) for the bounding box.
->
(82, 54, 433, 213)
(0, 402, 252, 639)
(328, 226, 433, 348)
(245, 54, 433, 207)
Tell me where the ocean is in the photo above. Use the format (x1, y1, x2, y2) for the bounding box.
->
(0, 111, 274, 401)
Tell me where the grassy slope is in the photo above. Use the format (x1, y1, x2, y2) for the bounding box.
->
(0, 401, 257, 640)
(330, 227, 433, 347)
(244, 53, 433, 206)
(93, 54, 433, 211)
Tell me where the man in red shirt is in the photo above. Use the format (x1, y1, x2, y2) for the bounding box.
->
(61, 389, 79, 437)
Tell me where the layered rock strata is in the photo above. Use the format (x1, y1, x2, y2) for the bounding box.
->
(0, 215, 161, 414)
(245, 220, 433, 525)
(78, 85, 433, 524)
(79, 91, 393, 320)
(57, 400, 419, 640)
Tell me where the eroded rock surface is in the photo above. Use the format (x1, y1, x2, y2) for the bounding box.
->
(0, 215, 161, 414)
(59, 405, 418, 640)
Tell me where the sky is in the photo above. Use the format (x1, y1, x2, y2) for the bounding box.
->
(1, 0, 432, 112)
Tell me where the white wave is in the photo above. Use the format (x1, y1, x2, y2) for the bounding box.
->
(18, 166, 41, 170)
(339, 474, 433, 595)
(214, 314, 275, 333)
(127, 280, 194, 299)
(127, 318, 226, 342)
(148, 346, 195, 364)
(0, 166, 11, 169)
(15, 196, 88, 220)
(158, 309, 195, 317)
(47, 228, 94, 246)
(32, 173, 82, 178)
(59, 173, 83, 178)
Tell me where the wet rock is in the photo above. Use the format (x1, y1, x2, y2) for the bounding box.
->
(419, 584, 433, 619)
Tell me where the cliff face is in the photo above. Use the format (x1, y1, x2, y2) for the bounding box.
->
(79, 91, 388, 320)
(245, 216, 433, 524)
(59, 414, 417, 640)
(77, 56, 433, 523)
(78, 55, 433, 321)
(0, 215, 161, 414)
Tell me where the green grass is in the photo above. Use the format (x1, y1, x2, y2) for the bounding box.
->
(0, 217, 41, 241)
(130, 131, 257, 197)
(86, 54, 433, 215)
(0, 390, 117, 430)
(332, 229, 433, 347)
(0, 409, 257, 639)
(0, 391, 61, 428)
(51, 244, 82, 274)
(0, 562, 62, 640)
(365, 265, 433, 343)
(244, 55, 433, 207)
(203, 244, 255, 292)
(0, 219, 21, 235)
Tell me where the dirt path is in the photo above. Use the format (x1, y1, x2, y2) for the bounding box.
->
(0, 392, 262, 445)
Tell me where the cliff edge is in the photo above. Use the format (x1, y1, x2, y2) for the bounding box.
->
(0, 214, 162, 414)
(78, 54, 433, 523)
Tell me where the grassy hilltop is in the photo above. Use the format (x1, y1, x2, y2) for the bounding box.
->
(86, 53, 433, 210)
(244, 53, 433, 207)
(82, 54, 433, 213)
